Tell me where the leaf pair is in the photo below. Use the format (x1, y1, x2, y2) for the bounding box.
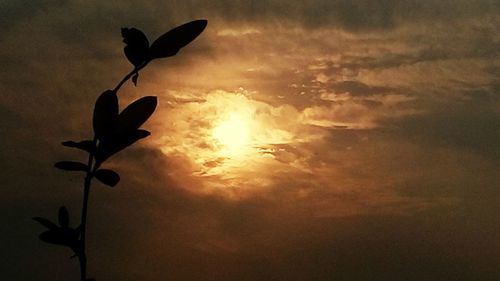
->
(54, 160, 120, 187)
(92, 90, 157, 164)
(121, 19, 208, 68)
(92, 90, 156, 141)
(57, 90, 156, 188)
(33, 207, 81, 256)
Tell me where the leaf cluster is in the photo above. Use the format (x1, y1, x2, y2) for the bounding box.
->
(54, 91, 156, 187)
(122, 19, 207, 67)
(122, 20, 207, 85)
(33, 19, 208, 281)
(33, 207, 81, 257)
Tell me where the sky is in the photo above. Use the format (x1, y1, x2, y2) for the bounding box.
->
(1, 0, 500, 280)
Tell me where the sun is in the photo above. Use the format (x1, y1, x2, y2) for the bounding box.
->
(212, 112, 251, 156)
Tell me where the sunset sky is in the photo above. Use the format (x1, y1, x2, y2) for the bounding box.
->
(1, 1, 500, 280)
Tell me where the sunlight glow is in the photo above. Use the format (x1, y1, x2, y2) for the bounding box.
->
(212, 112, 251, 156)
(156, 90, 298, 185)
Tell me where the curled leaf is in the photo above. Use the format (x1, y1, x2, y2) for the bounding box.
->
(122, 27, 149, 67)
(132, 72, 139, 86)
(148, 19, 207, 60)
(33, 217, 58, 230)
(61, 140, 94, 153)
(58, 206, 69, 228)
(93, 90, 118, 141)
(117, 96, 157, 133)
(94, 169, 120, 187)
(54, 161, 88, 172)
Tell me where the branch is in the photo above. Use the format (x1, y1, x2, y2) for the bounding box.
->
(112, 61, 150, 93)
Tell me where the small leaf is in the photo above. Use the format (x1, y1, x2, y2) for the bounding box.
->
(33, 217, 58, 230)
(54, 161, 88, 172)
(93, 90, 118, 141)
(132, 72, 139, 86)
(95, 129, 150, 164)
(39, 228, 78, 248)
(58, 206, 69, 228)
(94, 169, 120, 187)
(117, 96, 157, 132)
(122, 27, 149, 67)
(148, 19, 207, 60)
(61, 140, 94, 153)
(39, 230, 64, 245)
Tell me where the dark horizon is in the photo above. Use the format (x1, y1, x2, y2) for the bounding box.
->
(1, 1, 500, 280)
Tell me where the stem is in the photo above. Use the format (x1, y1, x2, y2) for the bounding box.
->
(112, 61, 149, 93)
(79, 137, 97, 281)
(77, 61, 149, 280)
(77, 243, 87, 281)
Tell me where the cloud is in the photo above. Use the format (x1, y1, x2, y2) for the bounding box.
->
(325, 80, 392, 96)
(384, 99, 500, 163)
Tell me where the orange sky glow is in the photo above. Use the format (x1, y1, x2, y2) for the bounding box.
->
(2, 1, 500, 280)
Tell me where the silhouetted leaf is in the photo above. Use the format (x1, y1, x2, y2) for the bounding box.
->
(61, 140, 94, 153)
(122, 27, 149, 67)
(58, 206, 69, 228)
(95, 129, 150, 164)
(94, 169, 120, 187)
(93, 90, 118, 141)
(33, 217, 58, 230)
(35, 208, 81, 250)
(132, 72, 139, 86)
(39, 230, 64, 245)
(54, 161, 88, 172)
(117, 96, 157, 132)
(39, 228, 79, 248)
(148, 19, 207, 60)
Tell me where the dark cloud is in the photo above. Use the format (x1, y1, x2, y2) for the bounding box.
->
(384, 98, 500, 163)
(13, 145, 499, 281)
(198, 0, 500, 31)
(4, 0, 500, 38)
(328, 80, 392, 96)
(0, 0, 69, 29)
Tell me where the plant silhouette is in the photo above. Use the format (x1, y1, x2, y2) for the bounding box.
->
(33, 19, 208, 281)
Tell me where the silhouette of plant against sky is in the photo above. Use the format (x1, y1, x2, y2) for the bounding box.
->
(33, 19, 208, 281)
